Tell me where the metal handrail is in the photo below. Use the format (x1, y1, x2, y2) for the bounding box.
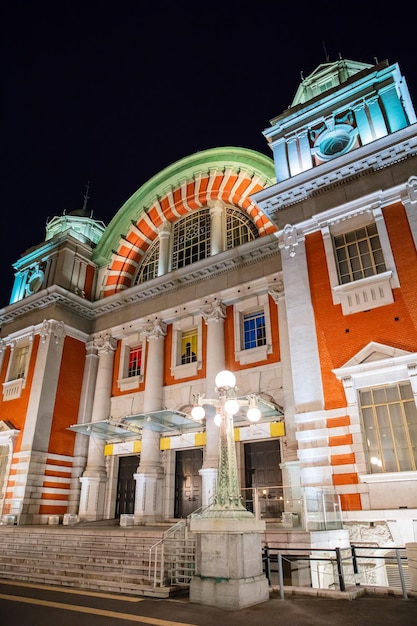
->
(262, 544, 410, 600)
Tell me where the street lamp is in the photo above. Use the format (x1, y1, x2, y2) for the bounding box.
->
(191, 370, 261, 518)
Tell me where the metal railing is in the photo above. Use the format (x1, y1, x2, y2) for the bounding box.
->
(262, 544, 411, 600)
(148, 519, 196, 588)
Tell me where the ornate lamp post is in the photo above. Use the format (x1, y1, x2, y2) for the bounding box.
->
(189, 370, 270, 610)
(191, 369, 260, 518)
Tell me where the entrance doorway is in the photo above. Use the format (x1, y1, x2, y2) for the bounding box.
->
(115, 455, 139, 518)
(174, 448, 203, 518)
(244, 439, 282, 518)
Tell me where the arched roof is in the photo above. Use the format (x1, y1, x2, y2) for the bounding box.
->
(93, 147, 276, 296)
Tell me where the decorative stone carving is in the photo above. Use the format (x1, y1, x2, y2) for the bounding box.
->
(406, 176, 417, 204)
(281, 224, 299, 257)
(40, 320, 66, 345)
(143, 317, 167, 340)
(200, 299, 226, 323)
(268, 280, 284, 303)
(93, 333, 117, 354)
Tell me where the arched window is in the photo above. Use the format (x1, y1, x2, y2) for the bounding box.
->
(226, 207, 258, 248)
(135, 239, 160, 284)
(172, 208, 211, 270)
(135, 206, 259, 285)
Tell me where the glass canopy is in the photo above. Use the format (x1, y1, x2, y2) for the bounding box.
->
(68, 398, 284, 442)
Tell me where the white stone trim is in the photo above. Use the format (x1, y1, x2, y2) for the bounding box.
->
(321, 201, 399, 315)
(171, 314, 203, 380)
(233, 293, 272, 365)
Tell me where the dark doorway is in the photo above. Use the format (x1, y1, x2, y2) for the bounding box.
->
(244, 439, 282, 518)
(115, 455, 139, 518)
(174, 448, 203, 518)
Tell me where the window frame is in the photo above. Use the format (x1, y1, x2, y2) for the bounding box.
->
(2, 334, 34, 401)
(171, 316, 202, 380)
(322, 205, 399, 315)
(118, 334, 146, 391)
(333, 342, 417, 484)
(233, 294, 272, 365)
(359, 382, 417, 473)
(134, 205, 259, 285)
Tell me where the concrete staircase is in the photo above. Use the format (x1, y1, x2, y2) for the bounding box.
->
(0, 522, 188, 597)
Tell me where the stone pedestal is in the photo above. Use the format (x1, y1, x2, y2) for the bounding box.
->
(78, 475, 107, 521)
(405, 542, 417, 592)
(189, 516, 269, 610)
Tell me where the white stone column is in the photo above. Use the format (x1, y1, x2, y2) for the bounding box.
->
(68, 340, 99, 514)
(79, 333, 117, 521)
(134, 318, 167, 522)
(199, 299, 226, 507)
(268, 283, 301, 513)
(157, 221, 172, 276)
(18, 320, 66, 524)
(209, 201, 224, 255)
(279, 224, 326, 494)
(279, 224, 324, 412)
(403, 176, 417, 250)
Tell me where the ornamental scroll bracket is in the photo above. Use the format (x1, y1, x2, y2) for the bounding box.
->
(281, 224, 299, 258)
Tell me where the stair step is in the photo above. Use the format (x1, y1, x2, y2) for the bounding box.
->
(0, 523, 193, 598)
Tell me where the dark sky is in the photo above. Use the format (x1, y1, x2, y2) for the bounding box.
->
(1, 1, 416, 306)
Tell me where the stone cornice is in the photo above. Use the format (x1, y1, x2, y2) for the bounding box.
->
(253, 125, 417, 220)
(0, 235, 279, 329)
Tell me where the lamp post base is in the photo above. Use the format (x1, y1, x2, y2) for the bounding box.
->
(190, 574, 269, 610)
(189, 516, 269, 610)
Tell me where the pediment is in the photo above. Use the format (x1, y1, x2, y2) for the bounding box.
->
(0, 420, 17, 432)
(341, 342, 411, 368)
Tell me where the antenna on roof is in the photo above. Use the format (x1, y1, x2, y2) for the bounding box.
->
(82, 181, 90, 212)
(322, 41, 329, 62)
(374, 57, 379, 64)
(300, 70, 304, 80)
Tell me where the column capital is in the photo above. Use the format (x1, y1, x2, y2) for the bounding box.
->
(279, 223, 303, 258)
(207, 199, 224, 216)
(268, 280, 284, 303)
(143, 317, 167, 340)
(405, 176, 417, 206)
(93, 333, 117, 355)
(40, 319, 66, 345)
(158, 220, 172, 237)
(200, 299, 226, 323)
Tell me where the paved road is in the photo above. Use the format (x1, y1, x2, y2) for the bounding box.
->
(0, 580, 416, 626)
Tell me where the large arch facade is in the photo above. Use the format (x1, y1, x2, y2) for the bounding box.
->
(93, 147, 277, 297)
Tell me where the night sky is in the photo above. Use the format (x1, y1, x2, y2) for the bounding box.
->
(2, 1, 416, 306)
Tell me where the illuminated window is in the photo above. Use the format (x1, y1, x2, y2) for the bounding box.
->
(9, 345, 29, 381)
(118, 335, 145, 391)
(172, 209, 211, 270)
(180, 330, 197, 365)
(360, 382, 417, 473)
(226, 208, 258, 248)
(334, 224, 386, 284)
(135, 206, 259, 284)
(243, 312, 266, 350)
(135, 240, 159, 284)
(128, 346, 142, 378)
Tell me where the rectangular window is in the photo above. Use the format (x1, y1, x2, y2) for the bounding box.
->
(243, 312, 266, 350)
(359, 382, 417, 473)
(333, 224, 386, 284)
(9, 345, 29, 380)
(180, 329, 197, 364)
(128, 346, 142, 378)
